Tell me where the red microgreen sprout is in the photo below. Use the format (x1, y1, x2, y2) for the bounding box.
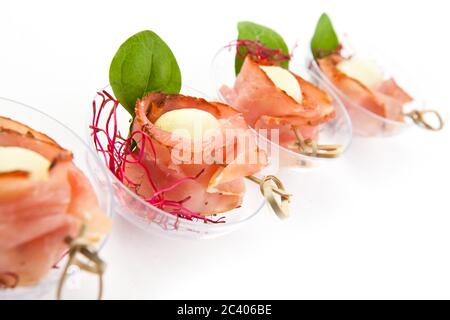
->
(312, 43, 343, 60)
(90, 91, 225, 226)
(229, 39, 292, 66)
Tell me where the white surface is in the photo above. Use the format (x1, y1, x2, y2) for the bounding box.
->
(1, 0, 449, 299)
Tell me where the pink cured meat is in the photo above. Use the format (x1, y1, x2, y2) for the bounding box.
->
(126, 93, 268, 215)
(317, 54, 413, 122)
(220, 57, 335, 151)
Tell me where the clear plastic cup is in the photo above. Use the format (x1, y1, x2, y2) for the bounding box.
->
(210, 44, 353, 170)
(88, 86, 268, 240)
(301, 37, 443, 137)
(0, 97, 113, 299)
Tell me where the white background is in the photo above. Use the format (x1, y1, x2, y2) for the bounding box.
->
(1, 0, 449, 299)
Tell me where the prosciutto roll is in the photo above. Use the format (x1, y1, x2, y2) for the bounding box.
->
(0, 117, 111, 287)
(124, 93, 268, 216)
(317, 53, 413, 122)
(220, 56, 336, 152)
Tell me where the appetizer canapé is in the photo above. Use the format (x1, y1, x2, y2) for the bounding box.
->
(219, 22, 339, 157)
(92, 30, 271, 224)
(0, 116, 111, 288)
(125, 92, 267, 216)
(311, 14, 413, 123)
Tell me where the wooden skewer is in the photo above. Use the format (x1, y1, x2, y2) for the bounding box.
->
(245, 175, 292, 198)
(292, 126, 342, 158)
(57, 225, 105, 300)
(218, 163, 291, 218)
(404, 109, 444, 131)
(251, 175, 291, 219)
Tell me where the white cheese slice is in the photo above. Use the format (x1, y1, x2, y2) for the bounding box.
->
(260, 65, 303, 103)
(0, 146, 51, 181)
(337, 56, 384, 88)
(154, 108, 220, 141)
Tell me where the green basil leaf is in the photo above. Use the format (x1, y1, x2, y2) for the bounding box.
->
(235, 21, 289, 75)
(109, 30, 181, 115)
(311, 13, 339, 59)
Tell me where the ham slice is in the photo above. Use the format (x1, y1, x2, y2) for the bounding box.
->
(317, 54, 413, 122)
(0, 223, 80, 286)
(374, 78, 413, 122)
(0, 117, 111, 287)
(220, 57, 335, 151)
(125, 93, 268, 216)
